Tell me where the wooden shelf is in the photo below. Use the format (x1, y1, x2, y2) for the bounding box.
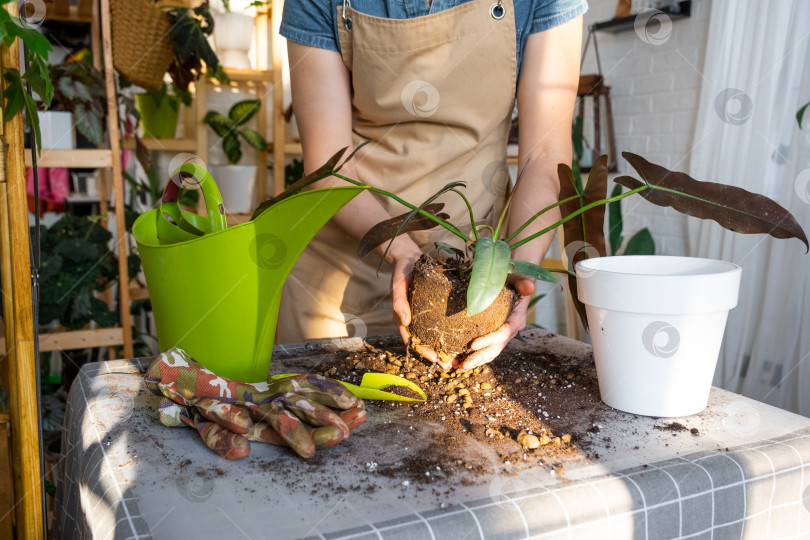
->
(268, 141, 303, 155)
(591, 0, 691, 33)
(122, 137, 198, 152)
(23, 149, 112, 168)
(222, 68, 274, 82)
(0, 327, 124, 354)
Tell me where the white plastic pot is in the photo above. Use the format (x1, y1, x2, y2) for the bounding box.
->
(38, 111, 75, 150)
(576, 256, 741, 417)
(210, 165, 256, 214)
(213, 12, 255, 70)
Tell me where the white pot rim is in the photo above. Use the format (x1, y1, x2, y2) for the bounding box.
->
(576, 255, 740, 277)
(576, 255, 742, 314)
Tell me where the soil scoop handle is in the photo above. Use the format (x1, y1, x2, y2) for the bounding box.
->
(270, 372, 427, 402)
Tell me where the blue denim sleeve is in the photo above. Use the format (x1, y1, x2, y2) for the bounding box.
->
(530, 0, 588, 33)
(280, 0, 340, 52)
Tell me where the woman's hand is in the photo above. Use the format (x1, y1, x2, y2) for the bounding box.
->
(458, 276, 536, 371)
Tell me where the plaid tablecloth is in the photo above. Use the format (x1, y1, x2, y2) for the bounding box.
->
(54, 331, 810, 539)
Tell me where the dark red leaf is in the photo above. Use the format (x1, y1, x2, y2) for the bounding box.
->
(358, 203, 448, 258)
(558, 155, 609, 329)
(617, 152, 808, 252)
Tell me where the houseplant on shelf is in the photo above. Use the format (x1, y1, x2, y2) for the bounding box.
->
(132, 82, 191, 139)
(47, 61, 107, 147)
(281, 146, 807, 416)
(203, 98, 268, 213)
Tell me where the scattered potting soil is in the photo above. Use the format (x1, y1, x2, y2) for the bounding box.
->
(408, 255, 518, 360)
(312, 339, 608, 481)
(654, 422, 688, 432)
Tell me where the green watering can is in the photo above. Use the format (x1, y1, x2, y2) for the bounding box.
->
(133, 163, 366, 383)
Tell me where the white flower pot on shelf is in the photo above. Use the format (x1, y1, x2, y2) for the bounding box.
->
(210, 165, 257, 214)
(213, 12, 255, 70)
(576, 255, 742, 418)
(38, 111, 75, 150)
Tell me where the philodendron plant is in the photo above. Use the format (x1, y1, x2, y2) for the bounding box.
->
(252, 145, 808, 348)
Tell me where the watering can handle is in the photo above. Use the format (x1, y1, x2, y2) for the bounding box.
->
(162, 164, 228, 234)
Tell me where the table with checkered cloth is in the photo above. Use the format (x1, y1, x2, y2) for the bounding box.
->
(53, 330, 810, 539)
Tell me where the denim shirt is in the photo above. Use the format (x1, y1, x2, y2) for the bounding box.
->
(280, 0, 588, 80)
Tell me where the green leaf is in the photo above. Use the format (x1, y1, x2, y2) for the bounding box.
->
(90, 297, 117, 327)
(623, 228, 655, 255)
(2, 17, 52, 57)
(509, 259, 559, 284)
(229, 99, 261, 126)
(607, 183, 624, 255)
(22, 86, 41, 150)
(238, 127, 267, 151)
(467, 238, 512, 316)
(24, 53, 53, 108)
(222, 133, 242, 164)
(203, 111, 233, 138)
(435, 241, 465, 259)
(2, 70, 25, 123)
(797, 100, 810, 129)
(73, 103, 104, 146)
(617, 152, 809, 252)
(572, 115, 584, 161)
(357, 203, 448, 258)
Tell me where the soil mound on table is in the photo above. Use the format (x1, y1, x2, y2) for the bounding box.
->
(313, 339, 607, 478)
(408, 255, 518, 359)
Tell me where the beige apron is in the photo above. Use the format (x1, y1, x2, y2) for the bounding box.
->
(277, 0, 517, 342)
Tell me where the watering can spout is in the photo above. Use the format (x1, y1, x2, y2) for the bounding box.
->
(133, 183, 366, 382)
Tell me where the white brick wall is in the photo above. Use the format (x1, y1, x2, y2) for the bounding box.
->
(580, 0, 711, 259)
(534, 0, 712, 335)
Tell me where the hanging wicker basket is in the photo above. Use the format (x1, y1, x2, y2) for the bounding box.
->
(110, 0, 174, 91)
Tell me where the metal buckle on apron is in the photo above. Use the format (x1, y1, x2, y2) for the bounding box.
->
(342, 0, 353, 30)
(490, 0, 505, 19)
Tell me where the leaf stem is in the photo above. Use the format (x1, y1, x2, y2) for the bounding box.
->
(332, 172, 471, 243)
(509, 185, 648, 250)
(451, 188, 478, 241)
(504, 194, 581, 244)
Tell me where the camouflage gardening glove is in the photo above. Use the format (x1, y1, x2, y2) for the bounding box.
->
(144, 348, 366, 459)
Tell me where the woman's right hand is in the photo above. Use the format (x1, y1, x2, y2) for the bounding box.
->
(389, 241, 454, 369)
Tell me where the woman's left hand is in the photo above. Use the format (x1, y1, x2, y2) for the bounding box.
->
(457, 276, 536, 371)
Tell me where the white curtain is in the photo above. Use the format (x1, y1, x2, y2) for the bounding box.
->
(688, 1, 810, 415)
